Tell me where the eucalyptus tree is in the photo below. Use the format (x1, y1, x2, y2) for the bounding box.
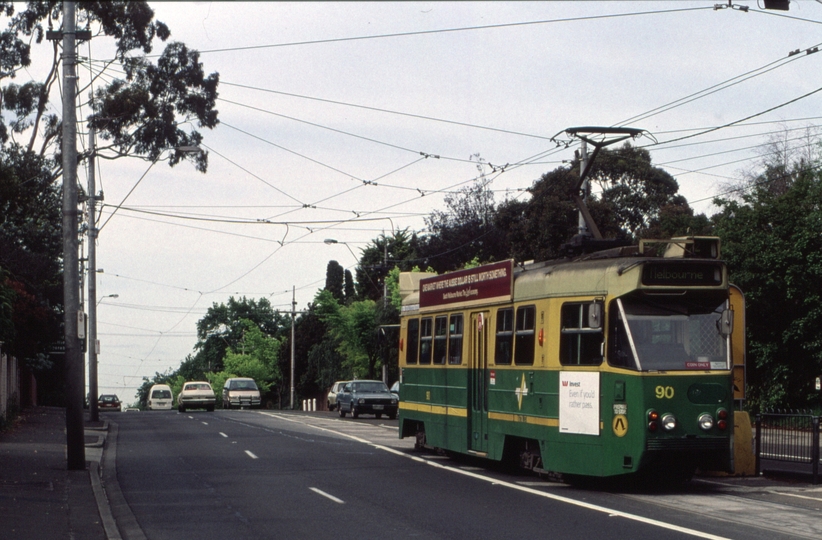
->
(0, 2, 219, 396)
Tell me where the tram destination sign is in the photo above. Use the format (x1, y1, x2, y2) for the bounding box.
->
(642, 262, 723, 286)
(420, 260, 513, 308)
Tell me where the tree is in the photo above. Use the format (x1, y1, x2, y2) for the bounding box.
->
(0, 2, 219, 403)
(417, 177, 508, 273)
(314, 289, 383, 379)
(206, 320, 282, 401)
(191, 296, 284, 377)
(325, 260, 345, 302)
(713, 167, 822, 409)
(496, 144, 705, 263)
(356, 229, 420, 301)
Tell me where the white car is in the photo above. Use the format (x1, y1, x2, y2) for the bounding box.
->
(177, 381, 216, 412)
(326, 381, 349, 411)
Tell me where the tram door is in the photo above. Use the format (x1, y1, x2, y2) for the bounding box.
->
(468, 311, 489, 453)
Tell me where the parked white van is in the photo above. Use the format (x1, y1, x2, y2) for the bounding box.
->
(147, 384, 173, 410)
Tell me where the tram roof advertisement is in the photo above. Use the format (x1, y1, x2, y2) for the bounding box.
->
(419, 260, 514, 309)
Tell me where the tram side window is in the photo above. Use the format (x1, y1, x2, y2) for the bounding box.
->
(449, 314, 464, 364)
(433, 316, 448, 364)
(419, 317, 433, 364)
(559, 303, 603, 366)
(495, 308, 514, 365)
(406, 318, 419, 365)
(515, 305, 536, 365)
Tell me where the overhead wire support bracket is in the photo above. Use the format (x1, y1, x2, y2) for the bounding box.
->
(713, 1, 749, 11)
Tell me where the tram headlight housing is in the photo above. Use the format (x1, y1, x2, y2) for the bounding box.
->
(698, 413, 714, 431)
(661, 413, 677, 431)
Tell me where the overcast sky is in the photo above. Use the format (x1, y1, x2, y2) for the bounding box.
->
(57, 1, 822, 401)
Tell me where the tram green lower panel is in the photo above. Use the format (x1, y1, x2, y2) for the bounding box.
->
(399, 367, 733, 478)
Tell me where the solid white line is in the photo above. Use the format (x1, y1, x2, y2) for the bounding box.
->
(310, 487, 344, 504)
(219, 432, 228, 438)
(245, 450, 258, 459)
(257, 412, 731, 540)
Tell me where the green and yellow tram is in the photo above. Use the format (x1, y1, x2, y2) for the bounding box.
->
(397, 237, 741, 480)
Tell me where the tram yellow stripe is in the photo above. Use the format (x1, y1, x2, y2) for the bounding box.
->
(488, 411, 559, 427)
(400, 402, 468, 417)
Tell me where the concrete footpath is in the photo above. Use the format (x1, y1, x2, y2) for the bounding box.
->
(0, 406, 109, 540)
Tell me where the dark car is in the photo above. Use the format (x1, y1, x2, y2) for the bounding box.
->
(98, 394, 121, 412)
(337, 380, 398, 420)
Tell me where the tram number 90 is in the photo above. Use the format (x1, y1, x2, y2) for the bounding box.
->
(655, 386, 675, 399)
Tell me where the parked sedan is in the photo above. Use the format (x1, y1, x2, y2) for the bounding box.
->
(326, 380, 349, 411)
(337, 380, 398, 419)
(98, 394, 121, 412)
(177, 381, 216, 412)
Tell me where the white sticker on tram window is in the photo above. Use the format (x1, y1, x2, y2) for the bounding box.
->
(710, 362, 726, 370)
(559, 372, 600, 436)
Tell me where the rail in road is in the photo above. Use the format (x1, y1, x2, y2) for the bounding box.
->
(274, 411, 822, 540)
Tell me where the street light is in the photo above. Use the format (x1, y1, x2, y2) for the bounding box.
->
(97, 293, 118, 306)
(323, 238, 360, 263)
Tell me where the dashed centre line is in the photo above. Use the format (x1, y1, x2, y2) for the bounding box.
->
(310, 487, 344, 504)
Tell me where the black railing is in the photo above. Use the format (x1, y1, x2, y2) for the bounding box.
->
(755, 411, 820, 484)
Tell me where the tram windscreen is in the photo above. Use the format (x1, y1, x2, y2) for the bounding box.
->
(610, 296, 730, 371)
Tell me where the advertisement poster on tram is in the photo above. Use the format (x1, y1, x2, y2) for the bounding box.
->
(559, 372, 600, 436)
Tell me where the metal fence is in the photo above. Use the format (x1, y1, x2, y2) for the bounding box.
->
(755, 411, 820, 484)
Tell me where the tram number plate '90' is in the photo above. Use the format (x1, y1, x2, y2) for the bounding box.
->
(655, 386, 675, 399)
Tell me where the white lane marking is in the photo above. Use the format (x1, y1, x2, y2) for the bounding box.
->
(219, 432, 228, 438)
(256, 412, 730, 540)
(310, 487, 344, 504)
(773, 492, 822, 502)
(201, 422, 209, 425)
(245, 450, 258, 459)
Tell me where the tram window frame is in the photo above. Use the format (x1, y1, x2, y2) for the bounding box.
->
(495, 307, 514, 365)
(559, 302, 604, 366)
(433, 315, 448, 364)
(406, 318, 419, 365)
(419, 317, 433, 365)
(514, 305, 536, 365)
(448, 314, 464, 364)
(607, 301, 637, 370)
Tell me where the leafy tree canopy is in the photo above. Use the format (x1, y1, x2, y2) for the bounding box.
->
(713, 165, 822, 409)
(206, 319, 282, 395)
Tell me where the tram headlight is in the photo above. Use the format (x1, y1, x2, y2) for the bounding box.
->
(661, 413, 677, 431)
(698, 413, 714, 431)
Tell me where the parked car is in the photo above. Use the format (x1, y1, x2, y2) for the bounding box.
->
(98, 394, 121, 412)
(147, 384, 173, 410)
(177, 381, 216, 412)
(326, 380, 349, 411)
(222, 377, 261, 409)
(337, 380, 398, 420)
